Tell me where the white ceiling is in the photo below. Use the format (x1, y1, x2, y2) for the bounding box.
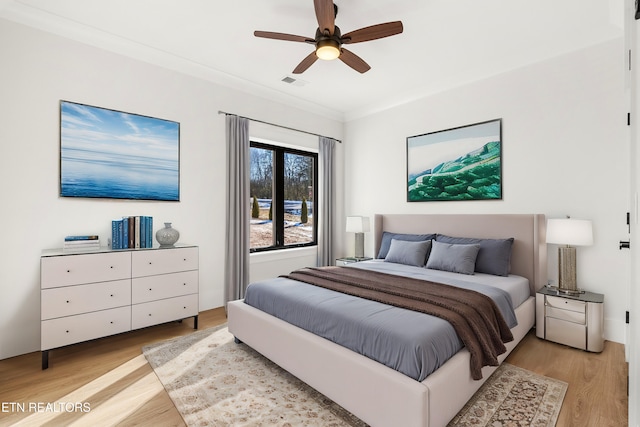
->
(0, 0, 624, 121)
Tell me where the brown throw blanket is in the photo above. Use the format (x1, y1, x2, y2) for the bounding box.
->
(283, 266, 513, 380)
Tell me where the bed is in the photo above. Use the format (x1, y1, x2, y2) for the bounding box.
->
(227, 214, 547, 427)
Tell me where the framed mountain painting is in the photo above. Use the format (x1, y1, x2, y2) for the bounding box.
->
(406, 119, 502, 202)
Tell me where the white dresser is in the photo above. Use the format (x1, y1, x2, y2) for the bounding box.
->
(40, 245, 198, 369)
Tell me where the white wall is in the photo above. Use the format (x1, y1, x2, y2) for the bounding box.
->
(0, 19, 343, 360)
(343, 38, 629, 344)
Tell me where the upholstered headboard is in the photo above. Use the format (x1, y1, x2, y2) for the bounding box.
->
(373, 214, 547, 296)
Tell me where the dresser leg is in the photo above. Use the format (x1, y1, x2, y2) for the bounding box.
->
(193, 315, 198, 330)
(42, 350, 49, 370)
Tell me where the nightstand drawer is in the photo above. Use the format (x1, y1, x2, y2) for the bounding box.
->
(546, 317, 586, 350)
(546, 306, 585, 324)
(546, 295, 585, 313)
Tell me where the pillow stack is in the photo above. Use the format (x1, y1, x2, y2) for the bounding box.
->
(379, 231, 514, 276)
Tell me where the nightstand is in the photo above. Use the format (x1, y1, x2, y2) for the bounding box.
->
(335, 257, 372, 266)
(535, 287, 604, 352)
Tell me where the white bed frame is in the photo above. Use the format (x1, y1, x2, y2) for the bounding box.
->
(228, 214, 547, 427)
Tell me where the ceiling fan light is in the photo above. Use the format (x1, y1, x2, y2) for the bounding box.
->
(316, 39, 340, 60)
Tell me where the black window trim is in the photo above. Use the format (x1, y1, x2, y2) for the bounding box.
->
(250, 140, 318, 253)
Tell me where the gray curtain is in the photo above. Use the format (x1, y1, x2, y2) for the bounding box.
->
(317, 136, 336, 266)
(224, 115, 250, 306)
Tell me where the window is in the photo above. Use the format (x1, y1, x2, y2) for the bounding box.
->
(250, 141, 317, 252)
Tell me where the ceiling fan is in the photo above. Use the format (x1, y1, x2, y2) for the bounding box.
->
(254, 0, 403, 74)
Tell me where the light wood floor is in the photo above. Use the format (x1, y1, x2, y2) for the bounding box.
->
(0, 308, 627, 427)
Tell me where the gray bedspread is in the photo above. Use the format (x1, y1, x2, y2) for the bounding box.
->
(243, 262, 522, 382)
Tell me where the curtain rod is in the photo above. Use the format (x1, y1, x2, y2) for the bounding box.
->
(218, 110, 342, 143)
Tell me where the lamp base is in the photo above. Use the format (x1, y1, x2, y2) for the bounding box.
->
(354, 233, 364, 259)
(557, 246, 577, 291)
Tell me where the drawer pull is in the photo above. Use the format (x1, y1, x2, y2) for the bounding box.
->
(149, 288, 152, 291)
(66, 300, 70, 303)
(66, 330, 69, 333)
(148, 314, 152, 316)
(110, 266, 114, 269)
(66, 270, 71, 273)
(148, 262, 152, 265)
(110, 321, 114, 324)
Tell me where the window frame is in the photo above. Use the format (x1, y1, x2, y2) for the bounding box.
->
(249, 140, 318, 253)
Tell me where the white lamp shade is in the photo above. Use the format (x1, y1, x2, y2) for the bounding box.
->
(346, 216, 370, 233)
(546, 218, 593, 246)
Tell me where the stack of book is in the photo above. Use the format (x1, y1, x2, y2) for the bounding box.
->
(64, 235, 101, 251)
(112, 216, 153, 249)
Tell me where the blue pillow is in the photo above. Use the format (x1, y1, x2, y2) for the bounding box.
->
(377, 232, 436, 259)
(384, 239, 432, 267)
(426, 241, 480, 275)
(435, 235, 514, 276)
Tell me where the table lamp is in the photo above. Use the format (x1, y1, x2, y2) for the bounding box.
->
(346, 216, 370, 259)
(546, 217, 593, 293)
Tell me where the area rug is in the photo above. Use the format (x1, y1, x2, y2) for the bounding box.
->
(142, 325, 567, 427)
(447, 363, 567, 426)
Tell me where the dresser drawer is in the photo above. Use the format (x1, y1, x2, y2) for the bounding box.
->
(132, 294, 199, 329)
(546, 317, 586, 350)
(41, 252, 131, 289)
(131, 247, 198, 277)
(42, 279, 131, 320)
(41, 306, 131, 350)
(131, 271, 198, 304)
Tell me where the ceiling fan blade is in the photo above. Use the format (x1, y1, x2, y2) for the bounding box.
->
(293, 51, 319, 74)
(339, 48, 371, 73)
(341, 21, 403, 44)
(254, 31, 315, 44)
(314, 0, 335, 35)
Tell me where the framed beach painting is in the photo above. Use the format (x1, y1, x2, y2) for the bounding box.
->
(406, 119, 502, 202)
(60, 100, 180, 201)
